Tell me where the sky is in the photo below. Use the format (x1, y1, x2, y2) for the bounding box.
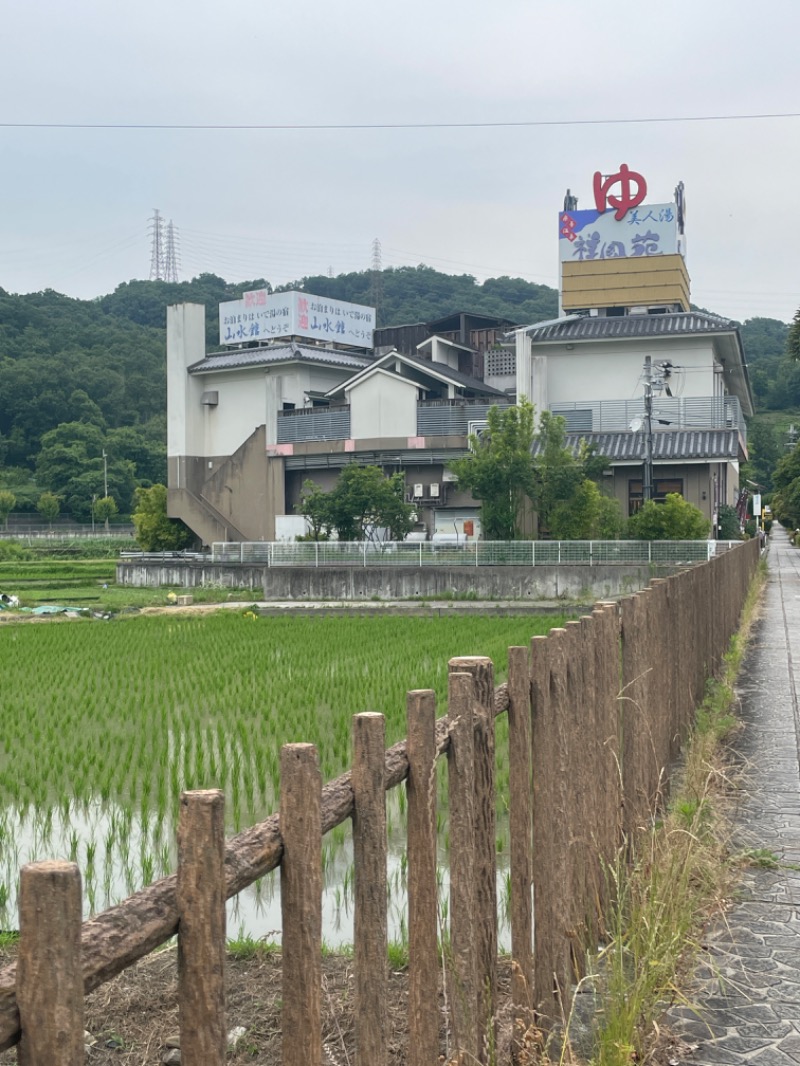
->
(1, 0, 799, 324)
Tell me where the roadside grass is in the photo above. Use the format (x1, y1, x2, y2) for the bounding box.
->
(584, 560, 766, 1066)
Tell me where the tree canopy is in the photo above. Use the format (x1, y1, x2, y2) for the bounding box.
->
(297, 466, 416, 541)
(449, 401, 538, 540)
(131, 485, 194, 551)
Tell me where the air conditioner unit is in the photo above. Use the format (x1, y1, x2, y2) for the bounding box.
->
(413, 483, 424, 498)
(429, 483, 440, 498)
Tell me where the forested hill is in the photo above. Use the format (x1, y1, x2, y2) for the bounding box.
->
(96, 267, 560, 333)
(0, 267, 794, 517)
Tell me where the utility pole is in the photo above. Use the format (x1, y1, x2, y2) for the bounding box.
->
(643, 356, 654, 503)
(102, 450, 109, 533)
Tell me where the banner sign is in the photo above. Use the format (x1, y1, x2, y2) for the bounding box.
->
(219, 290, 375, 348)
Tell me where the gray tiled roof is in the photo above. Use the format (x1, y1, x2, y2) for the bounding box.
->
(396, 351, 506, 396)
(531, 429, 741, 462)
(189, 343, 373, 374)
(523, 311, 738, 344)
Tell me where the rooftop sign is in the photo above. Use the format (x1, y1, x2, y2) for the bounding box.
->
(558, 203, 679, 262)
(559, 164, 682, 263)
(219, 290, 375, 348)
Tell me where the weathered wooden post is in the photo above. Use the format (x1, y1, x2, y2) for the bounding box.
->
(507, 645, 534, 1050)
(281, 743, 322, 1066)
(177, 789, 227, 1066)
(449, 655, 496, 1062)
(407, 689, 439, 1066)
(352, 712, 388, 1066)
(447, 670, 477, 1060)
(17, 860, 84, 1065)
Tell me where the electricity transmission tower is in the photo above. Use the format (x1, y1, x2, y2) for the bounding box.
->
(164, 221, 180, 283)
(148, 209, 180, 281)
(370, 237, 383, 318)
(148, 210, 165, 280)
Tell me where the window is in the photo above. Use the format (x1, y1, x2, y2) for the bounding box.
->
(628, 478, 684, 515)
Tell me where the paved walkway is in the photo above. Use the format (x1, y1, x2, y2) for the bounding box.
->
(667, 526, 800, 1063)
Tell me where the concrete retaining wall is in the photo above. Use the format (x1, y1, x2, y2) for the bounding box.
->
(116, 560, 665, 600)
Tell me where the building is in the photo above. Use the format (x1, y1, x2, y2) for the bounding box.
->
(167, 168, 752, 544)
(167, 293, 511, 545)
(489, 168, 752, 527)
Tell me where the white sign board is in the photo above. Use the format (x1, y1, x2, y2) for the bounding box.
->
(219, 289, 375, 348)
(752, 493, 762, 517)
(558, 202, 679, 263)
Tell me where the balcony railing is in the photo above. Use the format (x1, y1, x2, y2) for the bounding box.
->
(274, 396, 745, 446)
(276, 405, 350, 443)
(551, 395, 746, 445)
(416, 401, 511, 436)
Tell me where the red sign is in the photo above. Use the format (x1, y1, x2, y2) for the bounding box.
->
(593, 164, 647, 221)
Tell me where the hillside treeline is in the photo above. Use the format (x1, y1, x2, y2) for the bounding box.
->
(0, 268, 794, 518)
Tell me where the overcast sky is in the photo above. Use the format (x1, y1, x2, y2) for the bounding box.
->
(1, 0, 798, 324)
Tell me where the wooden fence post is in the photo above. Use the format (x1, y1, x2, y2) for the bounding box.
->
(530, 631, 571, 1027)
(281, 743, 322, 1066)
(447, 671, 477, 1061)
(17, 860, 83, 1066)
(352, 713, 388, 1066)
(177, 789, 226, 1066)
(507, 645, 534, 1048)
(407, 689, 439, 1066)
(449, 655, 496, 1062)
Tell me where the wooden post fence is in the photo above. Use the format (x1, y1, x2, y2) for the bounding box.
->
(0, 540, 761, 1062)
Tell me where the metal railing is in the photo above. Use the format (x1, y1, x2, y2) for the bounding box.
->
(276, 405, 351, 443)
(416, 402, 511, 436)
(552, 395, 746, 443)
(210, 540, 733, 567)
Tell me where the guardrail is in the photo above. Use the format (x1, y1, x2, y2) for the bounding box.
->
(207, 539, 735, 566)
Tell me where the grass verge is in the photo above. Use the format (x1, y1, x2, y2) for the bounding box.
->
(586, 560, 766, 1066)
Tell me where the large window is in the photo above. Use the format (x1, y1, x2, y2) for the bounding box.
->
(628, 478, 684, 515)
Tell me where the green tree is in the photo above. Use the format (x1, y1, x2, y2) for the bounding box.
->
(94, 495, 118, 532)
(788, 306, 800, 363)
(298, 466, 415, 541)
(36, 491, 60, 529)
(532, 411, 588, 534)
(743, 419, 781, 493)
(131, 484, 194, 551)
(450, 401, 537, 540)
(628, 494, 710, 540)
(35, 422, 136, 520)
(297, 479, 334, 540)
(717, 503, 742, 539)
(549, 479, 624, 540)
(0, 489, 16, 530)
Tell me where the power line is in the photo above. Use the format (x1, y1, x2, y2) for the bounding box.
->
(2, 111, 800, 132)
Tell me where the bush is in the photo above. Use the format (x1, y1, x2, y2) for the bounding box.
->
(131, 485, 194, 551)
(628, 494, 710, 540)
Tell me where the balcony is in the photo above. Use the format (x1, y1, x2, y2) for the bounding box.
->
(274, 396, 744, 448)
(551, 395, 747, 446)
(276, 400, 512, 444)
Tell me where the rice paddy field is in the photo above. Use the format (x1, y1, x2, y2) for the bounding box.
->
(0, 609, 567, 945)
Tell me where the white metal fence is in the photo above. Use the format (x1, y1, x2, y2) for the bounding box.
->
(209, 540, 734, 567)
